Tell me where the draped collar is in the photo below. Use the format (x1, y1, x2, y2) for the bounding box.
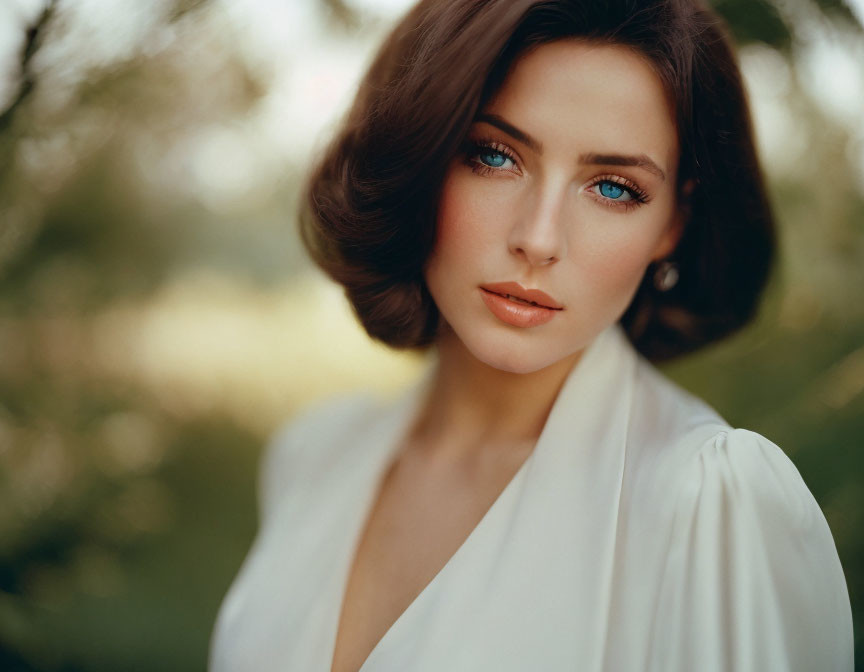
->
(335, 321, 638, 671)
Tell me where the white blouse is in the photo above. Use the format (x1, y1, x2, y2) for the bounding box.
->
(209, 322, 854, 671)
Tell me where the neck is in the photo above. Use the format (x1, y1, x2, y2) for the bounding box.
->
(409, 326, 584, 463)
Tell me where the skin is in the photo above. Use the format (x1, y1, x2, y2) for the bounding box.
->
(330, 39, 688, 672)
(420, 38, 686, 457)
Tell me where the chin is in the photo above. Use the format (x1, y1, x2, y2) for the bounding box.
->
(461, 329, 563, 375)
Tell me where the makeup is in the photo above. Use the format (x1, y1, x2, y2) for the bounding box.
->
(479, 283, 563, 328)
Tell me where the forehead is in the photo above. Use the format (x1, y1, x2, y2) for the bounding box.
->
(484, 40, 679, 167)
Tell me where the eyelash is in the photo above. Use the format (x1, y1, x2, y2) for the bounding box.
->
(462, 137, 520, 177)
(462, 137, 651, 211)
(587, 174, 651, 210)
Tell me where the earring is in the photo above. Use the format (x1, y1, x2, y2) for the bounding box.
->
(653, 260, 679, 292)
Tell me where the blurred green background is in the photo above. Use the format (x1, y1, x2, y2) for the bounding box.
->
(0, 0, 862, 669)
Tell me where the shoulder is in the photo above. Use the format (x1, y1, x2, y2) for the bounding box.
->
(629, 361, 843, 580)
(258, 391, 382, 521)
(650, 426, 854, 670)
(623, 354, 811, 519)
(622, 356, 818, 512)
(672, 426, 828, 539)
(619, 357, 853, 668)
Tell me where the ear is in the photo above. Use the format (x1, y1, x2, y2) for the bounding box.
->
(650, 178, 695, 262)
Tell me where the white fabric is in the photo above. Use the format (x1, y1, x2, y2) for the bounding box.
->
(209, 322, 854, 671)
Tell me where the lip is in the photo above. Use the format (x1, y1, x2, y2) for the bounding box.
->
(478, 282, 563, 328)
(479, 282, 563, 310)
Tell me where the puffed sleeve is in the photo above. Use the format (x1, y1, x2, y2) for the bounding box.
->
(649, 428, 854, 672)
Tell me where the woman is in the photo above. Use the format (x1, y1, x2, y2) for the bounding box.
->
(210, 0, 854, 670)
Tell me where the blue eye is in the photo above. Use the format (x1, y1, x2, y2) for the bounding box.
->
(588, 178, 649, 209)
(479, 150, 509, 168)
(596, 181, 632, 201)
(464, 139, 518, 175)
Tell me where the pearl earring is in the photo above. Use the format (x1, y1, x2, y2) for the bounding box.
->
(653, 260, 679, 292)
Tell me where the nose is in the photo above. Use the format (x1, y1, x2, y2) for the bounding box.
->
(507, 183, 568, 267)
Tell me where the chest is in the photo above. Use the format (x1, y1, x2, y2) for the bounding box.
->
(329, 447, 531, 672)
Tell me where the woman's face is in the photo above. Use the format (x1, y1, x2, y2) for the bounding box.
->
(424, 39, 685, 374)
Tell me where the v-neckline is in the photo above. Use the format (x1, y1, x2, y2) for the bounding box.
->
(327, 374, 540, 672)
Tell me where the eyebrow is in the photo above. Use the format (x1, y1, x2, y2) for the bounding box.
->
(579, 152, 666, 181)
(475, 113, 543, 153)
(474, 112, 666, 182)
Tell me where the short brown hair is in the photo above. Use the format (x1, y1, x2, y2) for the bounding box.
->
(299, 0, 775, 362)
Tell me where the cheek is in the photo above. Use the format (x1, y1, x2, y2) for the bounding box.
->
(573, 216, 670, 300)
(430, 174, 497, 269)
(591, 243, 649, 284)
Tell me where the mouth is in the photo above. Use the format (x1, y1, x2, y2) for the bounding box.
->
(478, 282, 564, 329)
(479, 282, 563, 311)
(480, 289, 562, 311)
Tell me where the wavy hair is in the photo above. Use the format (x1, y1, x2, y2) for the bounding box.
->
(299, 0, 775, 361)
